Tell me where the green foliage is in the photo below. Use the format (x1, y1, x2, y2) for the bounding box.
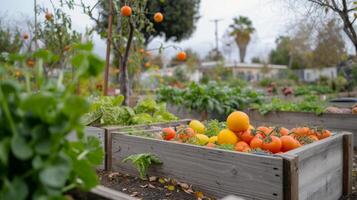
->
(205, 120, 226, 137)
(255, 95, 326, 115)
(145, 0, 201, 44)
(0, 20, 23, 63)
(294, 85, 333, 96)
(0, 45, 104, 199)
(83, 97, 178, 126)
(123, 153, 162, 180)
(157, 82, 263, 115)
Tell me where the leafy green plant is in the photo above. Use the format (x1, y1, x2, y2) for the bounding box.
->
(205, 120, 227, 137)
(255, 95, 326, 115)
(82, 97, 178, 126)
(0, 44, 104, 199)
(294, 85, 333, 96)
(123, 153, 162, 180)
(157, 82, 263, 116)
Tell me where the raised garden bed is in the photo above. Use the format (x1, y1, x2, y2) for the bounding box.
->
(246, 109, 357, 149)
(80, 120, 353, 200)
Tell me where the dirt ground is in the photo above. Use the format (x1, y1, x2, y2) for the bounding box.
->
(98, 170, 215, 200)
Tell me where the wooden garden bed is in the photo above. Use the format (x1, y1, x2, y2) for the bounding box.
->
(79, 120, 353, 200)
(246, 109, 357, 149)
(68, 185, 136, 200)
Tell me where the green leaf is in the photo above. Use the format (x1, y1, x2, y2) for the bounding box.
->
(63, 96, 89, 119)
(39, 165, 70, 188)
(11, 135, 33, 160)
(2, 177, 28, 200)
(87, 54, 105, 77)
(73, 159, 99, 190)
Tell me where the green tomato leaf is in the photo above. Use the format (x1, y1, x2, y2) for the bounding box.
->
(2, 177, 28, 200)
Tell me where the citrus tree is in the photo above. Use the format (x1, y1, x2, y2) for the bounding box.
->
(229, 16, 255, 63)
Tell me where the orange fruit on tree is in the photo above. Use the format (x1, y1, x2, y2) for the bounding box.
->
(217, 129, 239, 145)
(144, 62, 151, 68)
(262, 136, 282, 153)
(177, 51, 187, 61)
(153, 12, 164, 23)
(121, 6, 132, 17)
(23, 33, 29, 40)
(139, 48, 145, 54)
(45, 12, 53, 21)
(26, 59, 35, 67)
(235, 141, 250, 152)
(226, 111, 250, 132)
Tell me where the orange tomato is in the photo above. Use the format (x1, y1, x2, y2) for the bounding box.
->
(235, 141, 250, 152)
(280, 135, 300, 152)
(153, 12, 164, 23)
(139, 48, 145, 54)
(162, 128, 176, 140)
(250, 136, 263, 149)
(262, 136, 282, 153)
(279, 127, 289, 136)
(240, 129, 255, 144)
(256, 126, 272, 137)
(308, 134, 319, 142)
(177, 51, 187, 61)
(317, 130, 331, 139)
(121, 6, 132, 17)
(177, 127, 195, 142)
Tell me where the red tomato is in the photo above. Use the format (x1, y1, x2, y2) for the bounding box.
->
(162, 128, 176, 140)
(262, 136, 282, 153)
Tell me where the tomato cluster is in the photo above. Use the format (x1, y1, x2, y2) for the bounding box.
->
(235, 126, 331, 154)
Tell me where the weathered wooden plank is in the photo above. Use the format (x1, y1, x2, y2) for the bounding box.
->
(90, 185, 137, 200)
(286, 134, 344, 200)
(111, 133, 284, 200)
(343, 133, 353, 196)
(103, 119, 191, 132)
(280, 154, 298, 200)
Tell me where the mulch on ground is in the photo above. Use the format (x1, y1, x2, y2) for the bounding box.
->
(98, 170, 215, 200)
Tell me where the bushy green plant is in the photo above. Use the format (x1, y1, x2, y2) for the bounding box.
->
(123, 153, 162, 180)
(255, 95, 326, 115)
(0, 43, 104, 199)
(83, 97, 178, 126)
(157, 82, 263, 115)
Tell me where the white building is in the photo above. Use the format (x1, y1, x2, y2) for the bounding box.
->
(199, 61, 288, 82)
(295, 67, 338, 82)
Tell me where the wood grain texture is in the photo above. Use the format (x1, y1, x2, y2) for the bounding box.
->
(110, 133, 284, 200)
(280, 154, 299, 200)
(247, 110, 357, 148)
(285, 134, 344, 200)
(343, 133, 353, 196)
(90, 185, 137, 200)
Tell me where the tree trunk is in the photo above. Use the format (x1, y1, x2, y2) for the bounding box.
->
(120, 22, 134, 106)
(238, 45, 247, 63)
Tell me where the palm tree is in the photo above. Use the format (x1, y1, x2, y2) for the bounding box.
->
(230, 16, 255, 63)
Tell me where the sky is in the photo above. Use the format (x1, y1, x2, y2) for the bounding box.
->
(0, 0, 299, 63)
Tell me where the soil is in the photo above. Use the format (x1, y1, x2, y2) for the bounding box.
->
(98, 170, 215, 200)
